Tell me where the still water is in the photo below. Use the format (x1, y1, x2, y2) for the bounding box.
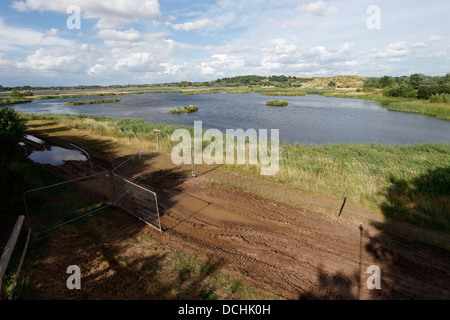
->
(14, 92, 450, 144)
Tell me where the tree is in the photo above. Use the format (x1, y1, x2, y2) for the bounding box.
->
(409, 73, 429, 89)
(0, 106, 26, 167)
(378, 76, 396, 88)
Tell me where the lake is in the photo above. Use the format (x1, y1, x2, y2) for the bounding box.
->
(13, 92, 450, 144)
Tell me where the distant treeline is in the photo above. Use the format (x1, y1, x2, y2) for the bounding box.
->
(164, 75, 312, 88)
(0, 75, 314, 92)
(364, 73, 450, 102)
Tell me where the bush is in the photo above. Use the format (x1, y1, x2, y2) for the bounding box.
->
(383, 85, 417, 98)
(10, 89, 32, 97)
(417, 83, 450, 100)
(429, 93, 450, 103)
(266, 100, 288, 106)
(168, 105, 199, 114)
(0, 106, 26, 166)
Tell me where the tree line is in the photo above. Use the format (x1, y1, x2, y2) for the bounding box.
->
(364, 73, 450, 102)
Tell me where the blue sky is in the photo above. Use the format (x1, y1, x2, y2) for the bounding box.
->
(0, 0, 449, 86)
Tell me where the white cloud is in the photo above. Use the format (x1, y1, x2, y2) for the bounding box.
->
(10, 0, 162, 29)
(22, 48, 83, 72)
(171, 18, 220, 31)
(412, 42, 427, 48)
(297, 1, 342, 17)
(428, 35, 443, 42)
(198, 54, 245, 76)
(42, 28, 58, 39)
(0, 19, 72, 51)
(94, 28, 142, 43)
(369, 41, 410, 60)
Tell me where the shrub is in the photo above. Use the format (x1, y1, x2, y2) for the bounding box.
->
(168, 105, 199, 114)
(10, 89, 33, 97)
(0, 106, 26, 166)
(417, 83, 450, 100)
(383, 85, 417, 98)
(266, 100, 288, 106)
(429, 93, 450, 103)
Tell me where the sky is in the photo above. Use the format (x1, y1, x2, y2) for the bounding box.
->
(0, 0, 449, 86)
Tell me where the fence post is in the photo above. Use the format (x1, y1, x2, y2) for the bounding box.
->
(0, 215, 26, 300)
(109, 173, 117, 206)
(338, 197, 347, 217)
(1, 282, 7, 300)
(153, 129, 160, 150)
(192, 149, 196, 177)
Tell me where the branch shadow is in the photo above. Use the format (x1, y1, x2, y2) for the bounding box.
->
(379, 167, 450, 233)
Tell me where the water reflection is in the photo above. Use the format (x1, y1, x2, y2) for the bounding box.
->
(14, 93, 450, 144)
(28, 146, 88, 166)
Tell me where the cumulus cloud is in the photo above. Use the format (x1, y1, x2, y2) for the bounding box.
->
(199, 54, 245, 76)
(10, 0, 162, 29)
(171, 18, 220, 31)
(412, 42, 427, 48)
(0, 19, 72, 51)
(428, 35, 443, 42)
(297, 1, 342, 17)
(42, 28, 58, 39)
(369, 41, 410, 60)
(94, 28, 143, 43)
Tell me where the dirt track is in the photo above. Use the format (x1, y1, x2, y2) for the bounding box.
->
(21, 131, 450, 300)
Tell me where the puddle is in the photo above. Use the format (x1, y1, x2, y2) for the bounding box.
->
(28, 146, 88, 166)
(25, 135, 45, 144)
(69, 143, 90, 159)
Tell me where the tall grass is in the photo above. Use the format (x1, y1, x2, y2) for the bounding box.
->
(323, 92, 450, 120)
(0, 97, 32, 107)
(168, 105, 199, 114)
(266, 100, 289, 106)
(65, 98, 122, 105)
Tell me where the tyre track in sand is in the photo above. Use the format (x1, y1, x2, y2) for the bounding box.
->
(152, 175, 450, 300)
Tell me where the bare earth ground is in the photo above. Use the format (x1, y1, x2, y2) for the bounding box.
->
(18, 128, 450, 300)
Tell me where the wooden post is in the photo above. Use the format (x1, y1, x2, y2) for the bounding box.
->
(153, 129, 160, 150)
(1, 282, 8, 300)
(338, 197, 347, 217)
(0, 215, 26, 300)
(192, 150, 196, 177)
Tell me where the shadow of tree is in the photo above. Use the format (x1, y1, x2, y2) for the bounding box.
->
(13, 126, 225, 299)
(381, 167, 450, 233)
(17, 208, 224, 300)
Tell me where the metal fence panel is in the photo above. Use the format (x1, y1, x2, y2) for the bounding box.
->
(112, 174, 161, 231)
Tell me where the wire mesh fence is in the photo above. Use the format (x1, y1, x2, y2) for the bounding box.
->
(112, 150, 194, 182)
(111, 174, 161, 231)
(192, 163, 450, 244)
(23, 171, 112, 235)
(21, 149, 450, 243)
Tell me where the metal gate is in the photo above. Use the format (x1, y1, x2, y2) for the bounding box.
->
(111, 173, 161, 231)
